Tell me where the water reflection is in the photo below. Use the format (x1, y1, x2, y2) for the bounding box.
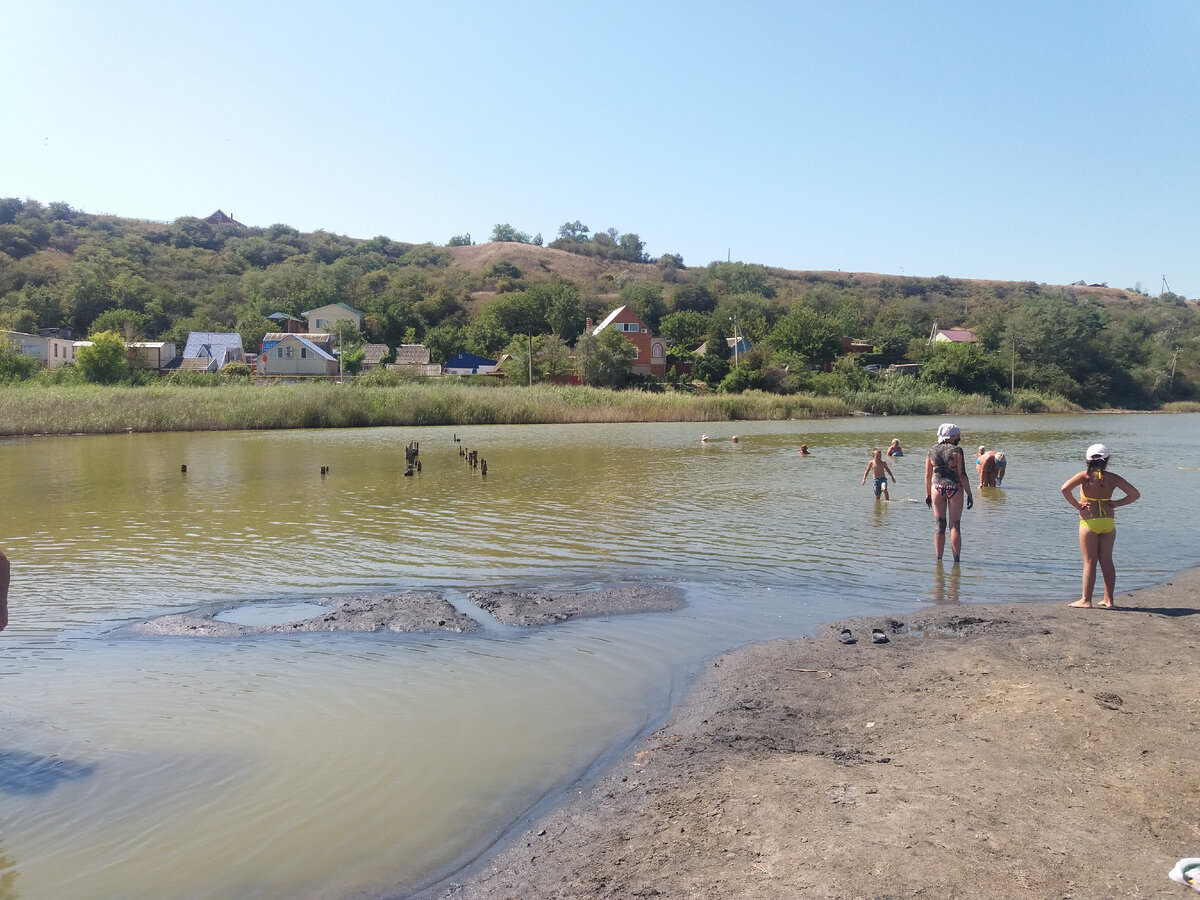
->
(930, 561, 962, 604)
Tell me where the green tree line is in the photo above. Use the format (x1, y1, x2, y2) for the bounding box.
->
(1, 198, 1197, 406)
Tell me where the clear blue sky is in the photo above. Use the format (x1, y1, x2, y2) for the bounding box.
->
(3, 1, 1197, 297)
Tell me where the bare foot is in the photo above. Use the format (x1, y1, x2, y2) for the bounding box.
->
(1068, 599, 1093, 608)
(1098, 599, 1115, 609)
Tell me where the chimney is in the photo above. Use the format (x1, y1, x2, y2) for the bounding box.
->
(585, 317, 594, 329)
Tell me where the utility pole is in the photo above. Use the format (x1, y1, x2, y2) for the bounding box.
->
(1011, 335, 1016, 393)
(527, 331, 533, 386)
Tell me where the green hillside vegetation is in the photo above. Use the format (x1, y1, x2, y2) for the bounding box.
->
(2, 198, 1198, 412)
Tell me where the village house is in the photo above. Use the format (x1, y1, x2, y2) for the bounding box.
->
(443, 351, 496, 375)
(174, 332, 246, 373)
(3, 330, 77, 369)
(257, 334, 338, 376)
(266, 312, 306, 334)
(203, 210, 245, 227)
(126, 341, 177, 371)
(695, 335, 754, 359)
(387, 344, 441, 376)
(71, 339, 178, 372)
(303, 302, 363, 334)
(934, 328, 979, 344)
(360, 343, 390, 371)
(589, 306, 667, 376)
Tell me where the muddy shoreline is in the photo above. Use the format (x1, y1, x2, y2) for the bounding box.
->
(425, 570, 1200, 900)
(125, 583, 686, 637)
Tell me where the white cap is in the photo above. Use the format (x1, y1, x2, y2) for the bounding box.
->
(1086, 443, 1110, 460)
(936, 423, 961, 442)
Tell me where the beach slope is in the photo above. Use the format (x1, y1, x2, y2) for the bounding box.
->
(433, 570, 1200, 899)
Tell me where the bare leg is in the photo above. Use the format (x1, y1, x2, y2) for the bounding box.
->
(946, 492, 964, 562)
(1096, 530, 1117, 607)
(882, 482, 890, 501)
(932, 491, 948, 560)
(1069, 524, 1099, 607)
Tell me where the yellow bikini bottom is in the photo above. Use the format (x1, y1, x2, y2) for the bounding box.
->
(1080, 516, 1115, 535)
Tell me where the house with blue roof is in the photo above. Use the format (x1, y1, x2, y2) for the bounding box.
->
(179, 332, 245, 372)
(444, 351, 497, 375)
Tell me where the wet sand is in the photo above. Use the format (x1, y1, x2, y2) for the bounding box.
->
(127, 584, 685, 636)
(429, 569, 1200, 900)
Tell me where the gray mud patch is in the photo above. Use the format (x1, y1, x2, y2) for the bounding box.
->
(467, 584, 686, 626)
(128, 591, 479, 637)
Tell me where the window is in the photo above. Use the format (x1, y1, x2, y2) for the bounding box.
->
(276, 348, 284, 358)
(616, 322, 639, 332)
(300, 348, 308, 359)
(652, 343, 664, 358)
(316, 319, 327, 330)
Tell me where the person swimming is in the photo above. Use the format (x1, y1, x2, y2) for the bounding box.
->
(887, 439, 903, 457)
(1061, 443, 1140, 609)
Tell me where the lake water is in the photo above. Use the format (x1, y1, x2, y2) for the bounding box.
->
(1, 413, 1197, 898)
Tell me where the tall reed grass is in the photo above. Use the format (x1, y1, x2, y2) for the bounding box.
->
(0, 382, 857, 435)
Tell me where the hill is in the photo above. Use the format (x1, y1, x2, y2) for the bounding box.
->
(1, 198, 1197, 406)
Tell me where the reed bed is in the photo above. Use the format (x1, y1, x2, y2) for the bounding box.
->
(0, 382, 857, 435)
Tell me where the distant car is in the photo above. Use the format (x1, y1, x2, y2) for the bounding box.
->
(864, 364, 881, 373)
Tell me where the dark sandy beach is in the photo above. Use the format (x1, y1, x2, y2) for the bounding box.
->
(428, 569, 1200, 900)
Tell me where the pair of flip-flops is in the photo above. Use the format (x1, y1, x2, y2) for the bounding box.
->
(839, 628, 889, 644)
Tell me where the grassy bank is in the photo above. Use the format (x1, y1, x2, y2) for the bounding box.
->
(0, 380, 1083, 436)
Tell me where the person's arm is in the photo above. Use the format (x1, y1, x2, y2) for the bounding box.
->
(954, 449, 974, 507)
(1110, 474, 1141, 508)
(0, 551, 9, 632)
(1061, 473, 1086, 511)
(862, 461, 871, 484)
(924, 454, 933, 505)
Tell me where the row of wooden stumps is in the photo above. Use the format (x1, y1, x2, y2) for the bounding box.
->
(403, 440, 421, 477)
(456, 438, 487, 476)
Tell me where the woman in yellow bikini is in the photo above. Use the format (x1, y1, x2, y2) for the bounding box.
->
(1061, 443, 1140, 609)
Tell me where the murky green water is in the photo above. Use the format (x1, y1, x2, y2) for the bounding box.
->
(1, 414, 1197, 898)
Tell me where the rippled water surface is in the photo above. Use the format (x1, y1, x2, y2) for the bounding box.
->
(1, 414, 1197, 897)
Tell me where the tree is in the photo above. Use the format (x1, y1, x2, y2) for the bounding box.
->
(557, 221, 590, 243)
(769, 306, 842, 368)
(538, 334, 573, 381)
(490, 223, 535, 244)
(703, 261, 776, 298)
(659, 310, 711, 349)
(76, 331, 129, 384)
(671, 283, 716, 314)
(619, 280, 665, 330)
(575, 328, 634, 387)
(0, 343, 40, 382)
(447, 233, 472, 247)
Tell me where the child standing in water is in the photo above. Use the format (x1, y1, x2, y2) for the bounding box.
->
(861, 448, 897, 500)
(1061, 443, 1140, 609)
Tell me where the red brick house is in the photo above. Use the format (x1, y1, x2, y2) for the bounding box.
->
(589, 306, 667, 376)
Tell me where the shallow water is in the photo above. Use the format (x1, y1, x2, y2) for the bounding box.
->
(1, 413, 1197, 897)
